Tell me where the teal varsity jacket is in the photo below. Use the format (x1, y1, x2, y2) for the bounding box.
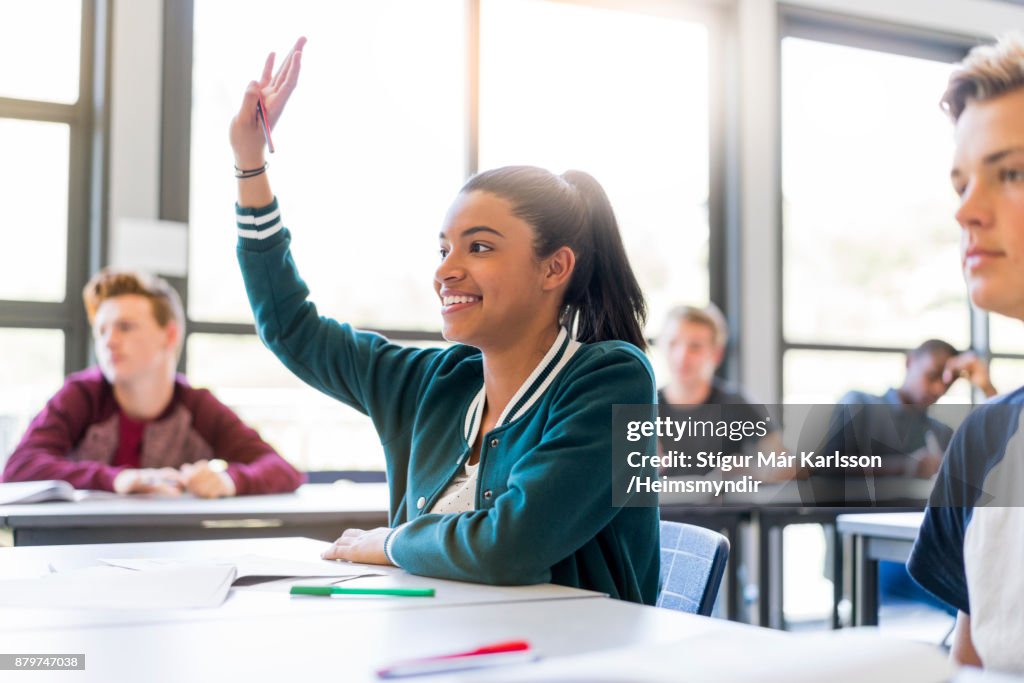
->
(235, 198, 659, 604)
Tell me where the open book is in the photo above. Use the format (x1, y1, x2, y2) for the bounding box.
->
(0, 480, 82, 505)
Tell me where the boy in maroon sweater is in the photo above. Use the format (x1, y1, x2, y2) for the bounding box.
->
(2, 269, 303, 497)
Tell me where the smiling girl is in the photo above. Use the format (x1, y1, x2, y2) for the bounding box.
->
(229, 38, 659, 603)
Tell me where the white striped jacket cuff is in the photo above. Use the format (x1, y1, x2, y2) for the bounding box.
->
(383, 523, 408, 568)
(236, 198, 283, 240)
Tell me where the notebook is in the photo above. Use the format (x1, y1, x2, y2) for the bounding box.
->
(0, 564, 237, 609)
(0, 480, 82, 505)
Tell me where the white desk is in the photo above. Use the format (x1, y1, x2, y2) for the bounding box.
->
(0, 535, 977, 683)
(0, 537, 605, 632)
(0, 590, 741, 683)
(836, 512, 924, 626)
(0, 482, 390, 546)
(0, 536, 727, 682)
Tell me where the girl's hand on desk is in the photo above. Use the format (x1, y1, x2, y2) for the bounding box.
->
(229, 36, 306, 169)
(322, 527, 394, 566)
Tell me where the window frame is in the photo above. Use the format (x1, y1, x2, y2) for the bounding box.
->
(776, 9, 994, 403)
(0, 0, 109, 376)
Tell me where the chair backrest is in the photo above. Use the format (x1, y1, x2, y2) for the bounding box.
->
(657, 520, 730, 616)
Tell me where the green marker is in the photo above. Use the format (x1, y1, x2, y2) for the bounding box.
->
(290, 586, 435, 597)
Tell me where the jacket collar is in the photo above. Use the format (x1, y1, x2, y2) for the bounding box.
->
(463, 327, 581, 443)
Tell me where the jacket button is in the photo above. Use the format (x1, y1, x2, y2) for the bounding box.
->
(483, 489, 493, 500)
(489, 438, 499, 448)
(416, 496, 426, 510)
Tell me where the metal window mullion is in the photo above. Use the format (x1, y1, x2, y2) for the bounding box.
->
(187, 319, 446, 344)
(970, 303, 990, 405)
(0, 98, 78, 124)
(64, 0, 101, 376)
(781, 8, 979, 63)
(161, 0, 194, 372)
(65, 116, 90, 375)
(88, 0, 113, 278)
(782, 340, 920, 355)
(465, 0, 480, 179)
(0, 302, 74, 329)
(188, 321, 256, 337)
(708, 5, 736, 382)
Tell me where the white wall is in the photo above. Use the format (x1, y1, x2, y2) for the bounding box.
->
(108, 0, 163, 254)
(736, 0, 781, 403)
(107, 0, 1024, 401)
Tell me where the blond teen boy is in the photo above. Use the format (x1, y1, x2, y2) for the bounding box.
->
(907, 35, 1024, 673)
(656, 304, 784, 475)
(2, 269, 302, 497)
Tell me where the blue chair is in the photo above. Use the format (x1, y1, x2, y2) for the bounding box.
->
(657, 520, 730, 616)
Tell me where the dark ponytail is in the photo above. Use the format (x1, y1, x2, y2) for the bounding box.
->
(461, 166, 648, 350)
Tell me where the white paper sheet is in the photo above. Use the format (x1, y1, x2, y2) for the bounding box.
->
(98, 554, 376, 580)
(0, 564, 236, 609)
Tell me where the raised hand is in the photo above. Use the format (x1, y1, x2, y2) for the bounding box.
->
(230, 36, 306, 169)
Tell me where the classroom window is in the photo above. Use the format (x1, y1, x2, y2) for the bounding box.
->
(781, 35, 969, 403)
(777, 24, 976, 632)
(185, 334, 384, 472)
(0, 0, 81, 104)
(0, 119, 70, 302)
(783, 349, 906, 404)
(782, 349, 971, 405)
(183, 0, 718, 473)
(0, 329, 66, 468)
(989, 358, 1024, 394)
(988, 313, 1024, 357)
(989, 316, 1024, 388)
(188, 0, 467, 328)
(0, 0, 97, 465)
(479, 0, 711, 328)
(185, 334, 453, 472)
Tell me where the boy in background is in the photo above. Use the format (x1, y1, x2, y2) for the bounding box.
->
(656, 303, 784, 475)
(2, 269, 303, 497)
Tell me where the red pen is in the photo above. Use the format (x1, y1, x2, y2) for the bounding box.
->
(256, 91, 275, 153)
(376, 640, 537, 678)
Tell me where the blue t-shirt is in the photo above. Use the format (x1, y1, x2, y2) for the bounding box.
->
(907, 385, 1024, 614)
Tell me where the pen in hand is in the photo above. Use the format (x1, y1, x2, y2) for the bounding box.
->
(256, 92, 275, 153)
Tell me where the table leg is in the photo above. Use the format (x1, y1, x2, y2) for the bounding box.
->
(726, 517, 742, 621)
(756, 515, 784, 629)
(852, 535, 880, 626)
(830, 522, 843, 629)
